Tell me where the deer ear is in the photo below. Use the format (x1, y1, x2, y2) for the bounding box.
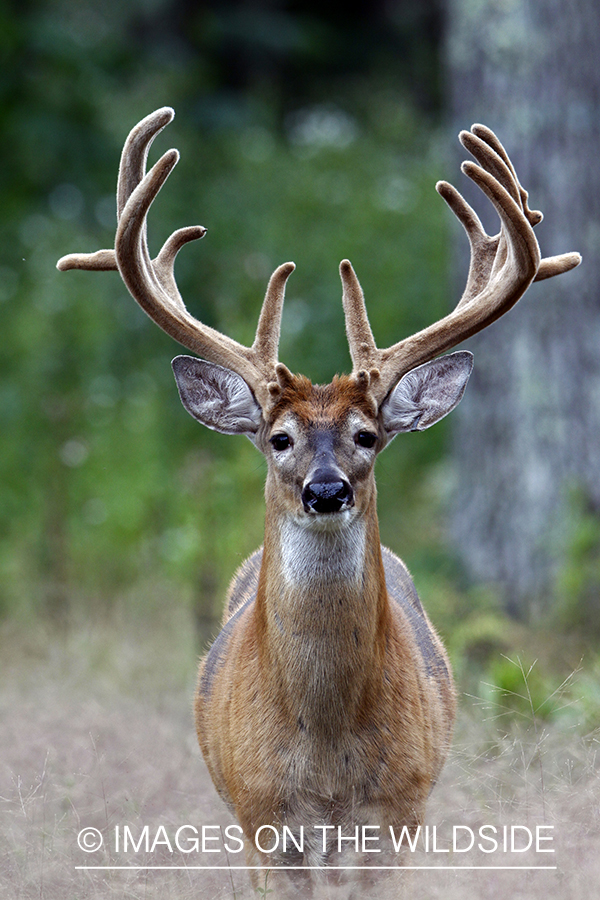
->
(380, 351, 473, 436)
(172, 356, 263, 435)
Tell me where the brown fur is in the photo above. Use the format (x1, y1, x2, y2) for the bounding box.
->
(268, 373, 379, 423)
(194, 378, 455, 890)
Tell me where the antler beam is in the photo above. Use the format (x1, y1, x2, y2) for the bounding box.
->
(57, 108, 294, 410)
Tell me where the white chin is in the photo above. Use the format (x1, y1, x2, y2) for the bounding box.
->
(297, 508, 355, 532)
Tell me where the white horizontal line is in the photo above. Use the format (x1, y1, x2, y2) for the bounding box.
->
(75, 865, 557, 871)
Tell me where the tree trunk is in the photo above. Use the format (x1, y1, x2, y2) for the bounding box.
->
(445, 0, 600, 614)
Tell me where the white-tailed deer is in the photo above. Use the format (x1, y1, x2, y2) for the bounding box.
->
(58, 109, 580, 894)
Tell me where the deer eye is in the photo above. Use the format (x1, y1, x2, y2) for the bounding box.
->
(270, 433, 292, 452)
(355, 431, 377, 449)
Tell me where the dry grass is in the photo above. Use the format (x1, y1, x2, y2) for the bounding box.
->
(1, 610, 599, 899)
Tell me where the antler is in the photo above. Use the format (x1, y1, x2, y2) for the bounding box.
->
(341, 123, 581, 405)
(57, 107, 294, 410)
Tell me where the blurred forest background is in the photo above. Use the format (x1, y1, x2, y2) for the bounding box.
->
(1, 0, 599, 694)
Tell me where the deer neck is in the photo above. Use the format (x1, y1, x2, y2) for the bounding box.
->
(256, 484, 389, 736)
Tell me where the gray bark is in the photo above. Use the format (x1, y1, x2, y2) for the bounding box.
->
(445, 0, 600, 613)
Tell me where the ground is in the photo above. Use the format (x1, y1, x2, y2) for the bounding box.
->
(1, 609, 598, 899)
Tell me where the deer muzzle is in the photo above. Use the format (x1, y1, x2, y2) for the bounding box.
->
(301, 473, 354, 514)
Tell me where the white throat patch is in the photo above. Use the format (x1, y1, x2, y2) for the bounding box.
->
(278, 515, 366, 587)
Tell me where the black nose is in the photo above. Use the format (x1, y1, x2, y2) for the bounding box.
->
(302, 479, 354, 514)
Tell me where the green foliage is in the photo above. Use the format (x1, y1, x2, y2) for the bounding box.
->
(555, 488, 600, 639)
(255, 868, 274, 897)
(482, 655, 562, 722)
(573, 655, 600, 733)
(0, 2, 453, 626)
(468, 649, 600, 740)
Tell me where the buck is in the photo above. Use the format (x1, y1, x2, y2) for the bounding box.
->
(58, 109, 580, 894)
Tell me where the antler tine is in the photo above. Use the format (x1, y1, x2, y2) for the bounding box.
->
(117, 107, 175, 217)
(340, 259, 379, 376)
(470, 124, 545, 230)
(343, 124, 581, 406)
(253, 262, 296, 369)
(461, 125, 581, 281)
(56, 108, 177, 274)
(57, 108, 296, 411)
